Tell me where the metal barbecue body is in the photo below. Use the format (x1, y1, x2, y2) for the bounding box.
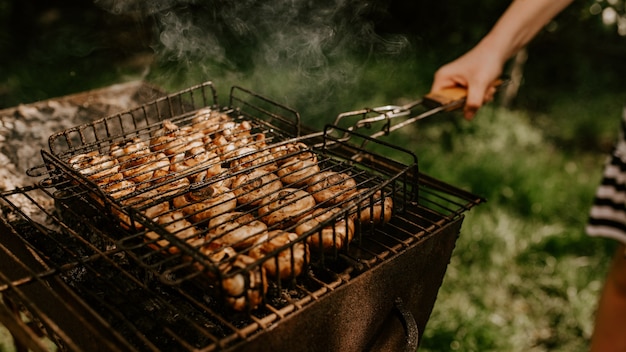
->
(0, 81, 483, 351)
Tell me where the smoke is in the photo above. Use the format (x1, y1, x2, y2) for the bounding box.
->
(157, 9, 226, 65)
(95, 0, 412, 122)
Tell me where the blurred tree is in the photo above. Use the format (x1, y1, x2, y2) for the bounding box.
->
(1, 0, 625, 113)
(592, 0, 626, 36)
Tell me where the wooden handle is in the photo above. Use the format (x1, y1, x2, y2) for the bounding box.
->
(424, 79, 504, 111)
(424, 87, 468, 110)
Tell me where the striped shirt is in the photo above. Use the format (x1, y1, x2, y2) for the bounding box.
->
(587, 107, 626, 244)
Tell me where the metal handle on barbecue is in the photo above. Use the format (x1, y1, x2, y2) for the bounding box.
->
(330, 78, 507, 143)
(372, 79, 507, 138)
(394, 297, 419, 352)
(319, 78, 508, 163)
(364, 297, 420, 351)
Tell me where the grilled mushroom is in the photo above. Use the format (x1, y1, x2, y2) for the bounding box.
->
(270, 142, 310, 164)
(173, 185, 237, 224)
(151, 121, 204, 156)
(229, 146, 277, 172)
(231, 169, 283, 206)
(114, 187, 172, 230)
(194, 240, 238, 278)
(248, 230, 309, 280)
(191, 107, 232, 136)
(102, 179, 136, 199)
(207, 212, 268, 250)
(169, 146, 222, 183)
(110, 138, 153, 168)
(305, 171, 357, 205)
(296, 207, 355, 252)
(144, 210, 202, 254)
(258, 188, 316, 227)
(69, 151, 120, 185)
(345, 189, 394, 225)
(220, 253, 267, 312)
(275, 151, 320, 187)
(121, 152, 170, 183)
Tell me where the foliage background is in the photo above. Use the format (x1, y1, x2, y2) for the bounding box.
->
(1, 0, 626, 351)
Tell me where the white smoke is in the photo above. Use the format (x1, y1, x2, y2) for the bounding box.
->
(95, 0, 412, 121)
(157, 10, 226, 64)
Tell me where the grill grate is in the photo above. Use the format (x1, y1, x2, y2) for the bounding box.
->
(0, 169, 478, 351)
(36, 83, 422, 312)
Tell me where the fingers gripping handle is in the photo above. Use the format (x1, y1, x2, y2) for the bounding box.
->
(423, 87, 468, 111)
(423, 79, 505, 112)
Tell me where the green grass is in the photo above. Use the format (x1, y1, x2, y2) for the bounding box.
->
(402, 107, 617, 351)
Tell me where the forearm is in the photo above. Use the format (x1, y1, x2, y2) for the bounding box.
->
(478, 0, 574, 64)
(430, 0, 574, 119)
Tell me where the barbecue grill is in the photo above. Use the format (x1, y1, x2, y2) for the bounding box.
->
(0, 81, 483, 351)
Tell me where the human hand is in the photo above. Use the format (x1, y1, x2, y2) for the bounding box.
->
(430, 47, 505, 120)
